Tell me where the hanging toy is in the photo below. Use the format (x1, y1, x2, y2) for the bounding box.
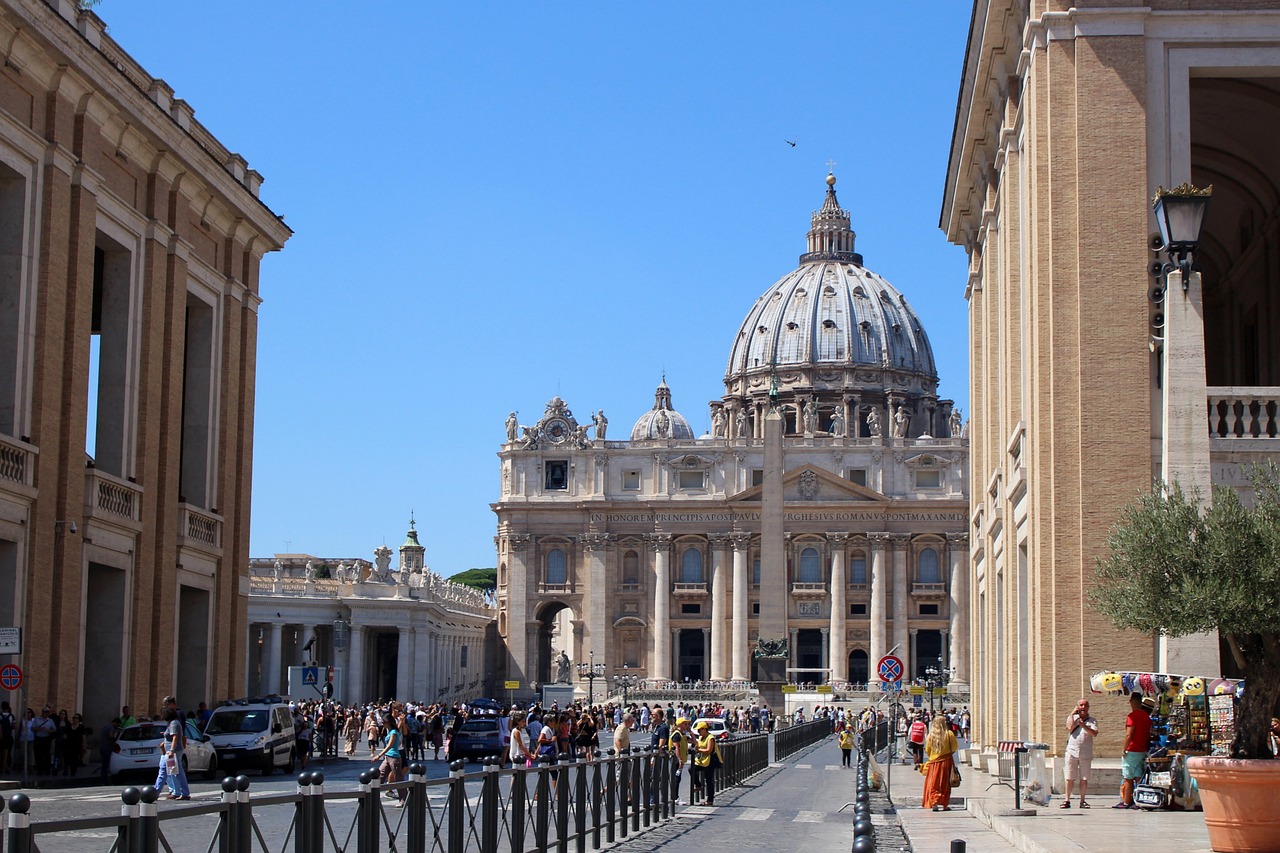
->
(1166, 676, 1183, 697)
(1182, 677, 1205, 696)
(1139, 673, 1156, 695)
(1100, 672, 1123, 693)
(1089, 672, 1106, 693)
(1121, 672, 1137, 693)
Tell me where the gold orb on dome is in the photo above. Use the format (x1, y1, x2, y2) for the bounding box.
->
(826, 172, 837, 187)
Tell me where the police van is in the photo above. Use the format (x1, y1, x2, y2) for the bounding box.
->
(203, 696, 296, 774)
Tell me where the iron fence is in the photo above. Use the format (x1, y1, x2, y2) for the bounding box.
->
(773, 720, 831, 761)
(3, 736, 772, 853)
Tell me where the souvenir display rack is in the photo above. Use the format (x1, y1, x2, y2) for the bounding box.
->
(1208, 694, 1234, 756)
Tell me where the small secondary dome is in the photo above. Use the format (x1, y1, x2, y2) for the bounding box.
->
(631, 379, 695, 441)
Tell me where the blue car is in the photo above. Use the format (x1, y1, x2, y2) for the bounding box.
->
(447, 718, 507, 763)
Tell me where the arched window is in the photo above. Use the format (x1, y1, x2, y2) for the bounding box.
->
(680, 547, 704, 584)
(850, 555, 868, 585)
(799, 547, 822, 583)
(752, 557, 761, 586)
(546, 548, 567, 585)
(622, 550, 640, 586)
(918, 547, 940, 583)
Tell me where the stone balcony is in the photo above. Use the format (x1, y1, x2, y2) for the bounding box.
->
(911, 582, 947, 599)
(178, 503, 223, 555)
(84, 467, 143, 530)
(1208, 387, 1280, 439)
(0, 433, 36, 493)
(790, 582, 828, 598)
(671, 582, 709, 599)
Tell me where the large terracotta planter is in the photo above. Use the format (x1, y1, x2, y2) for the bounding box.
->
(1188, 757, 1280, 853)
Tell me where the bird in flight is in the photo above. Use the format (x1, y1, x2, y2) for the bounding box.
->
(784, 137, 797, 147)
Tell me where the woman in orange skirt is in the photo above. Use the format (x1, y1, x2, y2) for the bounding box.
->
(922, 715, 959, 811)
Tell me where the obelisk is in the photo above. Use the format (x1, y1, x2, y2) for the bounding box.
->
(755, 402, 789, 708)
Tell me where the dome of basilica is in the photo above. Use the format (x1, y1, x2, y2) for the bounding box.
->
(631, 379, 695, 441)
(717, 174, 950, 440)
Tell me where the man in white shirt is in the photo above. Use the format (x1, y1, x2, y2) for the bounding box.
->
(1061, 698, 1099, 809)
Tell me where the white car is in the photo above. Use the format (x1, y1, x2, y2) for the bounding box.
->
(694, 718, 731, 741)
(110, 719, 218, 782)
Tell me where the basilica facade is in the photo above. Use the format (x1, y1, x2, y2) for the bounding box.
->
(494, 175, 970, 695)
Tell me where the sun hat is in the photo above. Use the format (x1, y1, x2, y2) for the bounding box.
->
(694, 720, 709, 730)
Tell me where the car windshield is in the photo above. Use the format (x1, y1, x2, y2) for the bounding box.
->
(206, 710, 269, 734)
(118, 724, 168, 742)
(458, 719, 498, 733)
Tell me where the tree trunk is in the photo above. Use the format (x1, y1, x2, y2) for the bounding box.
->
(1231, 633, 1280, 759)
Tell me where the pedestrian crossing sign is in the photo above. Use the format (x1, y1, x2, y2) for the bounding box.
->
(302, 666, 319, 685)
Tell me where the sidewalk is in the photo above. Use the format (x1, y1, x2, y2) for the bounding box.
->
(892, 751, 1213, 853)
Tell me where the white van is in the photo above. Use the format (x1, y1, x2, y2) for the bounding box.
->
(203, 700, 296, 774)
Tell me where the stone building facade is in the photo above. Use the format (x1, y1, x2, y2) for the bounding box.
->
(0, 0, 290, 723)
(494, 175, 970, 695)
(247, 521, 496, 705)
(942, 1, 1280, 756)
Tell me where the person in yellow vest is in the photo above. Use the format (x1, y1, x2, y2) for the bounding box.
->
(692, 721, 723, 806)
(669, 718, 692, 804)
(837, 726, 856, 767)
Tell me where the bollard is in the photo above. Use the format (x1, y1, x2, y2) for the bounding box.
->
(118, 787, 140, 853)
(573, 753, 588, 853)
(309, 772, 327, 853)
(7, 793, 32, 853)
(950, 841, 966, 853)
(556, 752, 571, 853)
(510, 757, 529, 853)
(853, 817, 873, 837)
(135, 785, 160, 853)
(534, 755, 552, 851)
(448, 760, 467, 853)
(294, 771, 312, 853)
(357, 770, 379, 853)
(218, 777, 238, 853)
(852, 832, 875, 853)
(405, 764, 427, 853)
(481, 756, 502, 853)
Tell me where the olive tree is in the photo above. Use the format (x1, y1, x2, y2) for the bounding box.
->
(1091, 468, 1280, 759)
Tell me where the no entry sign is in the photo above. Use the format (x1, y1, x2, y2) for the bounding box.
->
(0, 663, 22, 691)
(877, 655, 904, 683)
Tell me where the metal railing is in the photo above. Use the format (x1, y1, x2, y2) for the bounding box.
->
(3, 737, 773, 853)
(774, 719, 831, 761)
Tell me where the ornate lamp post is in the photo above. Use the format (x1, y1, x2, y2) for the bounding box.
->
(576, 650, 607, 706)
(1153, 184, 1212, 285)
(614, 665, 639, 707)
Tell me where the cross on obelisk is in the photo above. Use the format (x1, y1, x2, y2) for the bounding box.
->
(826, 158, 837, 173)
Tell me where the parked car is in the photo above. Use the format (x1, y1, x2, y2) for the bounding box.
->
(203, 701, 296, 774)
(446, 717, 508, 763)
(110, 719, 218, 782)
(694, 718, 731, 741)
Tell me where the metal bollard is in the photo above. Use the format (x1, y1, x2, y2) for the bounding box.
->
(448, 760, 467, 853)
(218, 777, 238, 853)
(119, 787, 140, 853)
(233, 776, 252, 853)
(7, 793, 32, 853)
(134, 785, 160, 853)
(481, 756, 502, 853)
(307, 771, 326, 853)
(555, 752, 571, 853)
(950, 841, 966, 853)
(357, 770, 379, 853)
(406, 764, 427, 853)
(294, 771, 312, 853)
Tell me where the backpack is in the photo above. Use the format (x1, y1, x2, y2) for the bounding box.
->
(0, 711, 14, 740)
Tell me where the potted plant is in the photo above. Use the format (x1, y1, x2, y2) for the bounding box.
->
(1092, 466, 1280, 853)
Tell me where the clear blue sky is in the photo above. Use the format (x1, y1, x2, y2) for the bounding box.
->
(97, 3, 974, 574)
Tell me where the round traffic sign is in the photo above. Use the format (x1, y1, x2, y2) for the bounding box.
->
(0, 663, 22, 690)
(877, 655, 904, 683)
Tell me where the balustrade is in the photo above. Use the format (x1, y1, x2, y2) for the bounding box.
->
(0, 434, 34, 486)
(1207, 387, 1280, 438)
(178, 503, 222, 551)
(83, 468, 143, 525)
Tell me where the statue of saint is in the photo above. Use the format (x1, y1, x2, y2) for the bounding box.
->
(335, 561, 348, 582)
(802, 400, 816, 434)
(949, 407, 963, 438)
(556, 650, 572, 684)
(373, 545, 393, 582)
(655, 409, 670, 438)
(711, 406, 726, 438)
(735, 408, 748, 439)
(866, 407, 883, 438)
(304, 560, 315, 581)
(892, 404, 910, 439)
(505, 412, 519, 443)
(830, 407, 846, 437)
(592, 410, 608, 440)
(273, 560, 283, 580)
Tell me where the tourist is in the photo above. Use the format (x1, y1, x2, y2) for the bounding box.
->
(691, 720, 721, 806)
(921, 715, 958, 811)
(837, 724, 855, 767)
(1115, 693, 1151, 809)
(1061, 698, 1098, 809)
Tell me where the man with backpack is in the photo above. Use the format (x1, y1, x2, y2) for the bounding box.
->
(0, 700, 15, 773)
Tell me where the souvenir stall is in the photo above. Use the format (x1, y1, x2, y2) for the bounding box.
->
(1089, 670, 1245, 811)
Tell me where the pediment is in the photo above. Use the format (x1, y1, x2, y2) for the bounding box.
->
(727, 464, 890, 503)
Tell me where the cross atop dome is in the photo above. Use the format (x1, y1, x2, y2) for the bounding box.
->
(801, 170, 861, 265)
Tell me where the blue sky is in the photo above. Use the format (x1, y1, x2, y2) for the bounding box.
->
(96, 3, 974, 574)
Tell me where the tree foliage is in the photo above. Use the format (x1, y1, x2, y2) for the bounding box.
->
(1092, 467, 1280, 758)
(450, 567, 496, 593)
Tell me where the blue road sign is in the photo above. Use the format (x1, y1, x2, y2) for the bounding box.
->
(877, 655, 904, 683)
(302, 666, 319, 686)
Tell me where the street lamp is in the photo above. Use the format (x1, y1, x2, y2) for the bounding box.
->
(576, 650, 607, 706)
(923, 657, 953, 716)
(1152, 183, 1212, 285)
(614, 665, 639, 707)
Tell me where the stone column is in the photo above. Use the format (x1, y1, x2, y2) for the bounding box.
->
(709, 534, 731, 681)
(730, 533, 751, 681)
(946, 533, 970, 691)
(1160, 268, 1220, 672)
(584, 534, 611, 668)
(788, 627, 799, 676)
(649, 534, 673, 680)
(299, 626, 316, 666)
(909, 628, 919, 680)
(506, 534, 532, 682)
(396, 627, 413, 699)
(672, 627, 681, 682)
(820, 628, 830, 683)
(265, 622, 282, 695)
(890, 534, 911, 665)
(868, 533, 890, 672)
(346, 625, 363, 703)
(702, 627, 711, 680)
(827, 533, 849, 682)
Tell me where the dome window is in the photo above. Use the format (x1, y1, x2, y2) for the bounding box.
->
(823, 285, 836, 296)
(786, 322, 798, 331)
(881, 290, 891, 300)
(822, 319, 837, 329)
(795, 287, 807, 297)
(860, 320, 872, 331)
(852, 286, 866, 298)
(758, 325, 768, 334)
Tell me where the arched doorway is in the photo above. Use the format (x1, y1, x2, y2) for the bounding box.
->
(535, 601, 574, 685)
(914, 630, 943, 680)
(848, 649, 869, 686)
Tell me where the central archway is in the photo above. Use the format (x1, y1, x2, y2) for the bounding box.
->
(535, 601, 575, 685)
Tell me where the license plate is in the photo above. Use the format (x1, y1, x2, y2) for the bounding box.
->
(129, 748, 153, 755)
